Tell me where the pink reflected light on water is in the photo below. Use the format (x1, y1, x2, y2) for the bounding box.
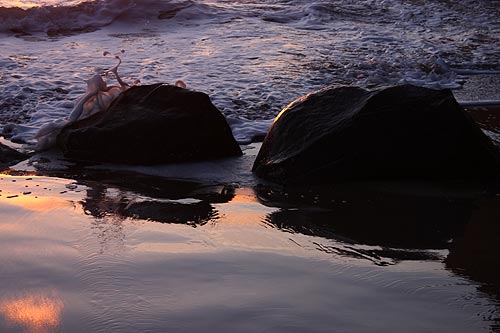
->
(0, 292, 64, 333)
(0, 0, 81, 8)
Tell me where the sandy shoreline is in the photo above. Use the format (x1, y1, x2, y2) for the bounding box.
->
(453, 73, 500, 103)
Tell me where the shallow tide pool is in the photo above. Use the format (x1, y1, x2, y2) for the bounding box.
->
(0, 149, 498, 332)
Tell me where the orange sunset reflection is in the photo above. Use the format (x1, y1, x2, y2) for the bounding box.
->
(0, 0, 81, 8)
(0, 1, 39, 8)
(0, 292, 63, 333)
(1, 194, 73, 212)
(0, 174, 80, 212)
(218, 188, 274, 225)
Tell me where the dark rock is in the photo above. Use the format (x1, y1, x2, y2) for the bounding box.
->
(0, 143, 28, 169)
(253, 84, 500, 184)
(57, 84, 242, 164)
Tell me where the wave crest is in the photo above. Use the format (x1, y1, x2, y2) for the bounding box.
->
(0, 0, 136, 35)
(0, 0, 200, 35)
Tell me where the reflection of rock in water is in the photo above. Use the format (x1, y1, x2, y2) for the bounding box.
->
(257, 182, 474, 250)
(79, 171, 235, 226)
(0, 142, 28, 170)
(257, 182, 500, 312)
(446, 198, 500, 301)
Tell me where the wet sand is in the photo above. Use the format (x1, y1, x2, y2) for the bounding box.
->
(1, 72, 500, 333)
(1, 139, 499, 332)
(454, 74, 500, 103)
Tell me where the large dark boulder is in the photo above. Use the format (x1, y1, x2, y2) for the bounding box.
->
(0, 142, 28, 170)
(57, 84, 242, 164)
(253, 84, 500, 184)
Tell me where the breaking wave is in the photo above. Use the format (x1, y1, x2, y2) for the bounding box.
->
(0, 0, 201, 35)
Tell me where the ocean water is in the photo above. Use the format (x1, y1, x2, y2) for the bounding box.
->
(1, 146, 500, 333)
(1, 0, 500, 332)
(1, 0, 500, 144)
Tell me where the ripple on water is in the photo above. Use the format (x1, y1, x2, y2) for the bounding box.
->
(0, 171, 499, 332)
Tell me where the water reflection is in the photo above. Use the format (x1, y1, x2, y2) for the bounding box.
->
(78, 171, 235, 225)
(0, 292, 63, 333)
(446, 198, 500, 300)
(73, 172, 487, 263)
(0, 173, 79, 212)
(256, 183, 474, 248)
(255, 182, 500, 301)
(46, 169, 500, 304)
(2, 169, 498, 331)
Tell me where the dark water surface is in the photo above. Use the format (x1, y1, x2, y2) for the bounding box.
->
(0, 147, 498, 332)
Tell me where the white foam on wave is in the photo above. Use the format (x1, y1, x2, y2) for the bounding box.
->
(226, 116, 273, 145)
(33, 52, 133, 151)
(0, 0, 207, 34)
(0, 0, 82, 8)
(0, 0, 136, 34)
(259, 0, 500, 90)
(0, 47, 273, 148)
(261, 1, 390, 30)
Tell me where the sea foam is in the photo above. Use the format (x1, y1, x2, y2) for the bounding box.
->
(0, 0, 202, 35)
(1, 0, 499, 149)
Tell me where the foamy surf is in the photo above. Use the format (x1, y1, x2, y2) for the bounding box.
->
(0, 0, 135, 35)
(0, 0, 499, 148)
(0, 0, 203, 35)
